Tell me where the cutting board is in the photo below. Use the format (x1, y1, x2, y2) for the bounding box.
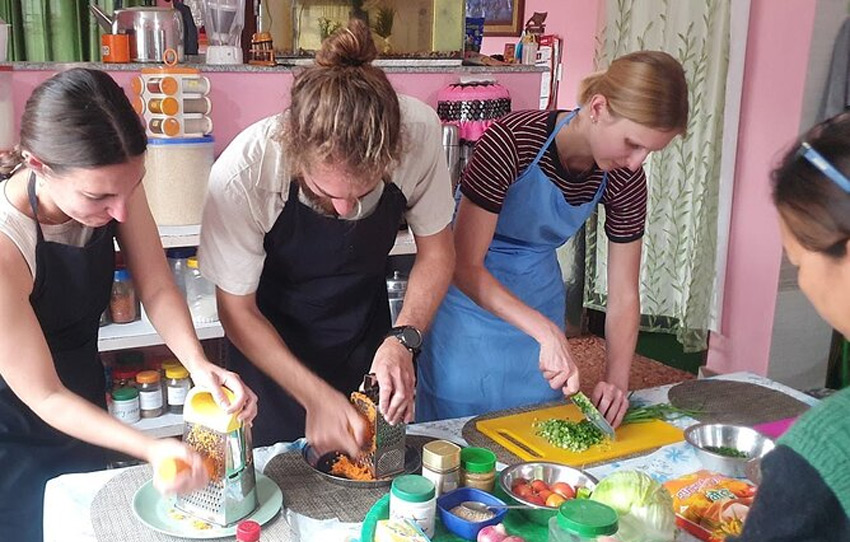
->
(476, 403, 684, 466)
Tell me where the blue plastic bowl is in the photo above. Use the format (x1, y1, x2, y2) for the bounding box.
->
(436, 487, 508, 540)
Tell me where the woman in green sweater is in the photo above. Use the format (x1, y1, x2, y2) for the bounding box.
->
(733, 114, 850, 541)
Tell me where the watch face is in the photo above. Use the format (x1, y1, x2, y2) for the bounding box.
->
(400, 326, 423, 349)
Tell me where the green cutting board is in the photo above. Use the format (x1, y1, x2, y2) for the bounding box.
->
(360, 485, 548, 542)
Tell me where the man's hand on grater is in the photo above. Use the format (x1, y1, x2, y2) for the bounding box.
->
(369, 337, 415, 425)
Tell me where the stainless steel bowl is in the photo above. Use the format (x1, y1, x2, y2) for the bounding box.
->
(684, 423, 775, 479)
(499, 462, 598, 525)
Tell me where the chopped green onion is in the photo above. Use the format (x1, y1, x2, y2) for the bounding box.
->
(534, 418, 606, 452)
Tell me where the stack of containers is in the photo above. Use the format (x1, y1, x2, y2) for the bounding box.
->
(129, 65, 215, 227)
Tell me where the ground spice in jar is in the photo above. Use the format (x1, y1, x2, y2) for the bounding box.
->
(110, 269, 137, 324)
(136, 370, 164, 418)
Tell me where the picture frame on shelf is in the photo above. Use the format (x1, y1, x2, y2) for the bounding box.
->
(467, 0, 525, 37)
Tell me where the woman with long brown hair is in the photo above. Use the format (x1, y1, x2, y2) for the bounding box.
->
(0, 68, 256, 542)
(199, 19, 455, 455)
(417, 51, 689, 423)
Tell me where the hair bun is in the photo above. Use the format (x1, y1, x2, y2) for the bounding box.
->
(315, 18, 378, 68)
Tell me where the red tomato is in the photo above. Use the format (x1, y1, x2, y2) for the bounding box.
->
(526, 493, 546, 506)
(538, 489, 554, 501)
(511, 478, 529, 492)
(551, 482, 576, 500)
(514, 485, 534, 499)
(530, 479, 549, 493)
(546, 493, 567, 508)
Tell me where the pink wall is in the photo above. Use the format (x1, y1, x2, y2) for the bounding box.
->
(481, 0, 602, 109)
(10, 68, 543, 156)
(705, 0, 817, 375)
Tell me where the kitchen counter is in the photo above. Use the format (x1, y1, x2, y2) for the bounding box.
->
(44, 372, 817, 542)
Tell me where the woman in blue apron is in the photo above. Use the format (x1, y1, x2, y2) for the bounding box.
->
(418, 51, 689, 424)
(0, 69, 256, 542)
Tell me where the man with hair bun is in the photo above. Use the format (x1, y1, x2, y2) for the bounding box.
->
(199, 19, 455, 456)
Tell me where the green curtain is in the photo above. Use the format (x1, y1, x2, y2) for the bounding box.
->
(584, 0, 732, 352)
(0, 0, 119, 61)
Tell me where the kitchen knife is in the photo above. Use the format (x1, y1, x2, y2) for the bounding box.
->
(571, 391, 616, 441)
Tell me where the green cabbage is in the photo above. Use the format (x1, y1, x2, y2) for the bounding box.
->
(590, 471, 676, 542)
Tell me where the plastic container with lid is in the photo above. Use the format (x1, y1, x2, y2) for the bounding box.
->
(136, 370, 164, 418)
(236, 519, 261, 542)
(460, 447, 497, 492)
(112, 367, 141, 390)
(421, 440, 461, 497)
(389, 474, 437, 537)
(166, 247, 196, 296)
(111, 387, 141, 424)
(166, 364, 192, 414)
(110, 268, 138, 324)
(143, 137, 214, 226)
(186, 256, 219, 323)
(549, 500, 619, 542)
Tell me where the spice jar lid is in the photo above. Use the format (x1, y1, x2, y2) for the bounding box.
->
(114, 268, 131, 281)
(161, 359, 181, 370)
(422, 440, 461, 471)
(460, 447, 496, 473)
(166, 366, 190, 379)
(112, 387, 139, 401)
(136, 370, 161, 384)
(236, 519, 261, 542)
(557, 500, 619, 537)
(391, 474, 435, 503)
(187, 256, 199, 269)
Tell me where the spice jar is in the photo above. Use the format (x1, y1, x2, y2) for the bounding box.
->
(166, 365, 191, 414)
(110, 268, 138, 324)
(421, 440, 460, 497)
(389, 474, 436, 537)
(460, 447, 497, 492)
(112, 367, 140, 390)
(111, 387, 141, 424)
(136, 370, 164, 418)
(548, 500, 619, 542)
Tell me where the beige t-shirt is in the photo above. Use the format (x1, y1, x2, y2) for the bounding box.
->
(0, 180, 94, 278)
(199, 95, 454, 296)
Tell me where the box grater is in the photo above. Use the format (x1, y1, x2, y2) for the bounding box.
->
(352, 374, 406, 479)
(175, 387, 258, 526)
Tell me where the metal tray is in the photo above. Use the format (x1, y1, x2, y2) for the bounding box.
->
(301, 443, 421, 489)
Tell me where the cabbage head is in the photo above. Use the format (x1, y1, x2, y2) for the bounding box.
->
(590, 471, 676, 542)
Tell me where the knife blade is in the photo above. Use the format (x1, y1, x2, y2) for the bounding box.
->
(571, 391, 616, 441)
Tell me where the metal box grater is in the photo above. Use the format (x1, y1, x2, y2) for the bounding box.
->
(353, 374, 406, 479)
(175, 388, 258, 526)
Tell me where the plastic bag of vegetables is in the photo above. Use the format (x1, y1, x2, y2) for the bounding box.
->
(590, 471, 676, 542)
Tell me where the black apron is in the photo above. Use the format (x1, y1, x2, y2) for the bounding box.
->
(0, 174, 116, 542)
(227, 181, 407, 446)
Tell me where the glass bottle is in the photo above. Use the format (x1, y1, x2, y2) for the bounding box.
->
(166, 247, 196, 297)
(421, 440, 460, 497)
(136, 370, 164, 418)
(166, 365, 192, 414)
(110, 268, 138, 324)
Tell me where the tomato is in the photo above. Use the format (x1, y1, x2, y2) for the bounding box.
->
(530, 479, 549, 493)
(526, 493, 546, 506)
(551, 481, 576, 500)
(511, 478, 530, 492)
(546, 493, 567, 507)
(538, 489, 554, 501)
(514, 484, 534, 499)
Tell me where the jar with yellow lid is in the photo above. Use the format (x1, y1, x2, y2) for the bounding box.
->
(166, 365, 192, 414)
(421, 440, 461, 497)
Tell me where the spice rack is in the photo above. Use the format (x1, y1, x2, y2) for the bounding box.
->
(130, 66, 212, 139)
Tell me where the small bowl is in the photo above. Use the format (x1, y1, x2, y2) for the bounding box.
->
(498, 461, 598, 526)
(437, 487, 508, 540)
(684, 423, 776, 479)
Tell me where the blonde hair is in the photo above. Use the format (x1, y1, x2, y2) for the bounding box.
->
(282, 18, 401, 184)
(579, 51, 689, 135)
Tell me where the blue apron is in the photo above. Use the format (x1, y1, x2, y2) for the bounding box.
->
(417, 111, 607, 421)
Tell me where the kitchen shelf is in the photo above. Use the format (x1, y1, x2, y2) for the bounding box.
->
(98, 319, 224, 352)
(128, 412, 184, 438)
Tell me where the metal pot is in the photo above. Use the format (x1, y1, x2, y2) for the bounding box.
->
(90, 5, 184, 63)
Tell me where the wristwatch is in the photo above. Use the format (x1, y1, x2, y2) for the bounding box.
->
(387, 325, 423, 354)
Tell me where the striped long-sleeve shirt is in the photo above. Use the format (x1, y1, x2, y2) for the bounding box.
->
(460, 110, 647, 243)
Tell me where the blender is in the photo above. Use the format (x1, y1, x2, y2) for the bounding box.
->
(204, 0, 244, 64)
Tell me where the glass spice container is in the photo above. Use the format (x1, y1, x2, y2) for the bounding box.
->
(112, 367, 140, 390)
(421, 440, 460, 497)
(460, 447, 497, 492)
(166, 365, 192, 414)
(111, 387, 141, 424)
(136, 370, 164, 418)
(110, 268, 138, 324)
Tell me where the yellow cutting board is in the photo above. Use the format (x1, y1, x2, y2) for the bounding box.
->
(476, 403, 684, 466)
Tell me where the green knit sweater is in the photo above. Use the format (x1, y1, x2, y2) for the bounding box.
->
(779, 386, 850, 516)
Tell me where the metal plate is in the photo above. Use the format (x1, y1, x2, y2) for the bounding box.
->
(301, 443, 421, 489)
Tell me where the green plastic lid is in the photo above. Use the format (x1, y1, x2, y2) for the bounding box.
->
(557, 500, 619, 537)
(460, 447, 496, 473)
(112, 387, 139, 401)
(390, 475, 435, 503)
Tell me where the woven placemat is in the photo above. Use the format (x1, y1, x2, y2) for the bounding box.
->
(263, 435, 435, 522)
(90, 465, 290, 542)
(668, 380, 811, 426)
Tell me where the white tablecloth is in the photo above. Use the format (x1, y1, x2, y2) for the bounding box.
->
(43, 372, 819, 542)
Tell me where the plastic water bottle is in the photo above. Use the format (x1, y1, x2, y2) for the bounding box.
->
(185, 256, 218, 324)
